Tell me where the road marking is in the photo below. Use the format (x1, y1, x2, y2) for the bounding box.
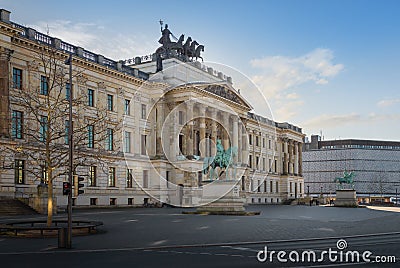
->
(197, 226, 209, 230)
(151, 240, 168, 246)
(124, 219, 138, 222)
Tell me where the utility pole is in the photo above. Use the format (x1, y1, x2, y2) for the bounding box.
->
(65, 53, 73, 249)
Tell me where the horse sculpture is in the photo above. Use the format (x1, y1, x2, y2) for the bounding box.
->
(202, 139, 237, 181)
(334, 171, 356, 189)
(156, 34, 185, 55)
(193, 45, 204, 62)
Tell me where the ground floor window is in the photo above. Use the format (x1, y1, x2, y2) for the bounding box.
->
(110, 198, 117, 205)
(14, 159, 25, 184)
(90, 198, 97, 206)
(128, 198, 134, 205)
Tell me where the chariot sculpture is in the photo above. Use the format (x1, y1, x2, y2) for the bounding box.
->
(156, 20, 204, 62)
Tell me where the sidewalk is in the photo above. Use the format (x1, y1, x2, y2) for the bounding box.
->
(366, 205, 400, 213)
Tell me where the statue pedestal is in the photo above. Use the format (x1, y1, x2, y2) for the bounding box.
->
(196, 180, 246, 214)
(335, 189, 357, 207)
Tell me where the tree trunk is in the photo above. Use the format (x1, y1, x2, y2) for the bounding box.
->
(47, 179, 53, 227)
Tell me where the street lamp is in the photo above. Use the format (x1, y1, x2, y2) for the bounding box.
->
(65, 53, 73, 249)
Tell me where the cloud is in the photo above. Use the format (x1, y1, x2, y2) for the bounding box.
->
(377, 98, 400, 107)
(250, 48, 344, 99)
(31, 20, 157, 60)
(302, 113, 400, 129)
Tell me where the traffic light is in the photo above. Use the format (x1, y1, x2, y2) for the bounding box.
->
(63, 182, 71, 195)
(74, 176, 84, 196)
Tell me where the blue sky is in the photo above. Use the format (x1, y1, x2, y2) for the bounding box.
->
(2, 0, 399, 141)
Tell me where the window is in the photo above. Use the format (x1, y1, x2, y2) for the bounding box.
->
(249, 134, 252, 145)
(141, 104, 146, 119)
(90, 198, 97, 206)
(128, 198, 134, 205)
(106, 128, 113, 151)
(269, 159, 272, 172)
(124, 99, 130, 115)
(39, 116, 48, 142)
(65, 120, 69, 145)
(88, 166, 96, 186)
(107, 94, 113, 111)
(178, 111, 183, 125)
(110, 198, 117, 205)
(276, 181, 279, 193)
(41, 165, 48, 184)
(241, 176, 245, 191)
(143, 170, 149, 188)
(274, 159, 277, 173)
(108, 167, 116, 187)
(270, 181, 273, 193)
(12, 68, 22, 89)
(256, 136, 259, 147)
(290, 182, 293, 193)
(249, 155, 253, 168)
(263, 158, 266, 171)
(88, 89, 94, 107)
(40, 76, 48, 95)
(88, 125, 94, 148)
(263, 138, 265, 148)
(257, 180, 261, 192)
(268, 140, 271, 149)
(256, 156, 259, 170)
(14, 160, 25, 184)
(264, 181, 267, 192)
(141, 135, 147, 155)
(65, 83, 71, 100)
(124, 131, 131, 153)
(126, 169, 133, 188)
(11, 110, 23, 139)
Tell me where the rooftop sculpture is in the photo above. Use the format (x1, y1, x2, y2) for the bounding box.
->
(156, 20, 204, 62)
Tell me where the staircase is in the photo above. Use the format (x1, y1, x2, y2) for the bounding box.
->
(0, 199, 38, 216)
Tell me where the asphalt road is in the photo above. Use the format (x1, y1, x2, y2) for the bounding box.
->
(1, 205, 399, 267)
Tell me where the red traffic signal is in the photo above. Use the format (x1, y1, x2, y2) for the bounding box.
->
(63, 182, 71, 196)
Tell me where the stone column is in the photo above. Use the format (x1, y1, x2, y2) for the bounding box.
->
(294, 142, 299, 175)
(242, 126, 248, 166)
(186, 102, 193, 155)
(288, 140, 293, 175)
(232, 116, 238, 163)
(0, 47, 12, 138)
(237, 119, 242, 163)
(156, 102, 164, 156)
(283, 138, 288, 175)
(199, 106, 206, 157)
(211, 109, 217, 155)
(298, 143, 303, 176)
(223, 113, 230, 149)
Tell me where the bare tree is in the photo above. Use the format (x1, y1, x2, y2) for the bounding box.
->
(8, 46, 121, 226)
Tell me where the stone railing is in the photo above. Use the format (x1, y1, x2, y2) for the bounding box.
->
(8, 21, 149, 81)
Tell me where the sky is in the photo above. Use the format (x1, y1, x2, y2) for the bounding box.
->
(1, 0, 399, 141)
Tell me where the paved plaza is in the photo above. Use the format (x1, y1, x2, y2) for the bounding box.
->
(1, 205, 399, 267)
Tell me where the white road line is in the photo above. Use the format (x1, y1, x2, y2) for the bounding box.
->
(124, 219, 138, 222)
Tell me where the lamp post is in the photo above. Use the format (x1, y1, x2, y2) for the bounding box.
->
(65, 53, 73, 249)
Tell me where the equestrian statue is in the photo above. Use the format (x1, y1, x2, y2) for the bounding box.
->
(334, 171, 356, 190)
(202, 139, 237, 181)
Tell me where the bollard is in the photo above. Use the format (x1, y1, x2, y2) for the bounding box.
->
(58, 227, 67, 248)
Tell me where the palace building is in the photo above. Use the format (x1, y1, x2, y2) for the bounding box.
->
(0, 9, 304, 211)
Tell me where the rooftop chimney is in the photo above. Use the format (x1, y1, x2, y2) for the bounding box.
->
(0, 9, 11, 23)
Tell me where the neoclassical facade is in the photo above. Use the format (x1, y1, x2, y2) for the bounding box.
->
(0, 9, 304, 209)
